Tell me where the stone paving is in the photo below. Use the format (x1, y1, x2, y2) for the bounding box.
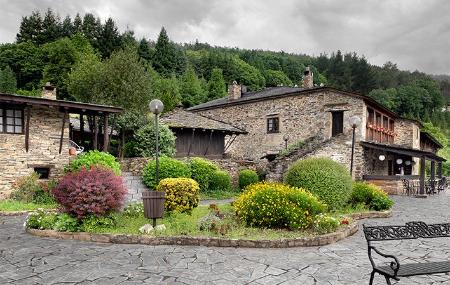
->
(1, 192, 450, 285)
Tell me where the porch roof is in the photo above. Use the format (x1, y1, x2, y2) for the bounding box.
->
(0, 93, 123, 115)
(360, 141, 446, 162)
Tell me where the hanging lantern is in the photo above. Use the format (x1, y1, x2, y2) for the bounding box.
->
(396, 158, 403, 165)
(378, 155, 386, 161)
(405, 160, 411, 166)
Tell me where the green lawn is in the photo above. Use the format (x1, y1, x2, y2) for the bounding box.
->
(87, 204, 348, 240)
(0, 200, 57, 212)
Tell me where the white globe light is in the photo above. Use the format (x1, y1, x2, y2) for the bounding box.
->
(149, 99, 164, 115)
(405, 160, 411, 166)
(379, 155, 386, 161)
(349, 116, 362, 128)
(396, 158, 403, 165)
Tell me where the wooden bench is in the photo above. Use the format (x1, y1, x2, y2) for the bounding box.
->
(363, 221, 450, 284)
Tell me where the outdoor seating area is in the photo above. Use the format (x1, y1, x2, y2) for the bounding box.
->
(401, 177, 448, 196)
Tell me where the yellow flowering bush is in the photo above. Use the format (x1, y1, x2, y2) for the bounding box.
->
(156, 178, 200, 213)
(234, 182, 326, 230)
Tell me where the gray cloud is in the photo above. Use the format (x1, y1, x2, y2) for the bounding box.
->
(0, 0, 449, 74)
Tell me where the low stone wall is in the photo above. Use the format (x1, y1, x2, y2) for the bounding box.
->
(120, 157, 259, 186)
(26, 221, 358, 248)
(122, 172, 147, 204)
(365, 179, 403, 195)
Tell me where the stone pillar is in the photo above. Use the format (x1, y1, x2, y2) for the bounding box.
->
(302, 67, 314, 88)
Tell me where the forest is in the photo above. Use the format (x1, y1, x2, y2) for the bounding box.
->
(0, 9, 448, 169)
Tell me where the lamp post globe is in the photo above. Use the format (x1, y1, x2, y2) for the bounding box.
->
(149, 99, 164, 115)
(349, 115, 361, 176)
(349, 115, 362, 128)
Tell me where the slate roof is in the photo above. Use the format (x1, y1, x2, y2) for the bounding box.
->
(160, 109, 247, 134)
(188, 86, 307, 111)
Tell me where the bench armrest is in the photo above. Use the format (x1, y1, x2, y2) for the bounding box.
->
(368, 245, 400, 276)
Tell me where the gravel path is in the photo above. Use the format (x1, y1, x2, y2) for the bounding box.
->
(1, 192, 450, 284)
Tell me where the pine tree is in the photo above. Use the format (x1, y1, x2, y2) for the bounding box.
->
(152, 27, 186, 76)
(82, 13, 101, 49)
(40, 8, 61, 44)
(61, 15, 74, 38)
(73, 14, 82, 33)
(16, 11, 43, 44)
(180, 66, 206, 107)
(207, 68, 226, 99)
(0, 66, 17, 93)
(98, 18, 122, 58)
(138, 38, 152, 62)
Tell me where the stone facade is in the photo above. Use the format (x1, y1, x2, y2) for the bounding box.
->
(196, 89, 367, 179)
(395, 119, 421, 149)
(0, 105, 70, 198)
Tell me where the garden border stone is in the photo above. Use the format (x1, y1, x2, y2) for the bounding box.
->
(24, 210, 392, 248)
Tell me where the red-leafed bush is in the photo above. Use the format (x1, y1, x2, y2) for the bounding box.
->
(53, 167, 127, 219)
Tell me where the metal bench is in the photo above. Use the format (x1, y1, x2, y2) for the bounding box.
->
(363, 221, 450, 284)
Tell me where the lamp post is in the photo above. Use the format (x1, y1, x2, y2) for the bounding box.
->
(283, 134, 290, 150)
(142, 99, 165, 228)
(149, 99, 164, 185)
(349, 116, 361, 176)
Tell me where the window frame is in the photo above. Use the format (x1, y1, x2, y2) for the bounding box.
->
(266, 117, 280, 134)
(0, 104, 25, 135)
(331, 111, 344, 137)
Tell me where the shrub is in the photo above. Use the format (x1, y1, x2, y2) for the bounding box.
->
(313, 214, 340, 234)
(238, 169, 259, 190)
(189, 157, 219, 192)
(351, 182, 394, 211)
(234, 182, 326, 230)
(65, 150, 121, 175)
(81, 214, 117, 232)
(209, 170, 232, 192)
(133, 122, 176, 157)
(54, 213, 80, 232)
(142, 157, 191, 189)
(33, 180, 57, 205)
(53, 167, 127, 219)
(25, 209, 57, 230)
(156, 178, 200, 213)
(10, 174, 56, 205)
(284, 157, 353, 210)
(123, 140, 139, 158)
(10, 173, 41, 203)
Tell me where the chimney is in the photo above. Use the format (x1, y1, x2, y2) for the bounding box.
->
(302, 67, 314, 88)
(42, 82, 57, 100)
(228, 81, 241, 100)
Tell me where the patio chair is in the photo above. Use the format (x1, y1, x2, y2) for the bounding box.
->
(401, 179, 411, 196)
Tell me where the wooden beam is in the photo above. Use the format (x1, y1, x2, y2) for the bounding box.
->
(204, 130, 214, 155)
(430, 160, 436, 193)
(25, 106, 31, 152)
(103, 113, 109, 152)
(419, 156, 426, 195)
(80, 112, 84, 144)
(59, 109, 68, 154)
(93, 116, 98, 150)
(437, 162, 443, 179)
(120, 129, 125, 161)
(187, 129, 195, 156)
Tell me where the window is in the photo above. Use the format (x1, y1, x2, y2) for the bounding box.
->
(331, 111, 344, 137)
(0, 106, 23, 134)
(267, 117, 279, 133)
(34, 167, 50, 179)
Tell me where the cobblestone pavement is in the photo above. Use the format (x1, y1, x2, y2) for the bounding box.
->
(1, 192, 450, 285)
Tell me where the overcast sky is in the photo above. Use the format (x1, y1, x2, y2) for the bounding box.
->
(1, 0, 449, 75)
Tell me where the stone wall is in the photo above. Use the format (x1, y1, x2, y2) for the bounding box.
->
(0, 105, 70, 199)
(195, 89, 366, 179)
(120, 157, 258, 186)
(364, 179, 403, 195)
(395, 119, 421, 149)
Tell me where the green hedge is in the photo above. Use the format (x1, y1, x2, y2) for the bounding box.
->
(142, 157, 191, 189)
(238, 169, 259, 189)
(64, 150, 121, 175)
(284, 157, 352, 210)
(189, 157, 219, 192)
(351, 182, 394, 211)
(209, 170, 232, 192)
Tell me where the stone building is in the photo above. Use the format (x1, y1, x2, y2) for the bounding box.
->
(189, 69, 445, 194)
(0, 84, 122, 199)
